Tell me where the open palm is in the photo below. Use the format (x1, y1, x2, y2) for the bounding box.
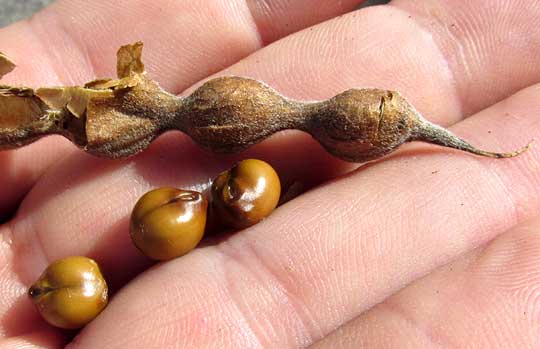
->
(1, 1, 539, 348)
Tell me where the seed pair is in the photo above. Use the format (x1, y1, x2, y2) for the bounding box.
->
(28, 159, 281, 329)
(130, 159, 281, 260)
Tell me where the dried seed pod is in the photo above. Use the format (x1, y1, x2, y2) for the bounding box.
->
(130, 187, 208, 260)
(0, 51, 15, 78)
(28, 256, 108, 329)
(0, 42, 530, 162)
(211, 159, 281, 229)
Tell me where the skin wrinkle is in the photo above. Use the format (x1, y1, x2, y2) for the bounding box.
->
(478, 283, 528, 346)
(9, 216, 50, 285)
(452, 156, 522, 249)
(248, 0, 274, 41)
(336, 151, 500, 312)
(22, 0, 362, 94)
(0, 227, 20, 325)
(0, 330, 66, 349)
(0, 225, 46, 338)
(191, 273, 262, 347)
(79, 249, 266, 349)
(217, 236, 317, 347)
(2, 139, 76, 229)
(380, 297, 452, 348)
(246, 0, 361, 45)
(463, 101, 540, 225)
(48, 10, 100, 84)
(392, 0, 540, 117)
(85, 292, 184, 348)
(523, 288, 540, 330)
(256, 6, 462, 124)
(0, 225, 13, 247)
(393, 0, 479, 115)
(218, 248, 268, 348)
(444, 11, 482, 112)
(15, 1, 258, 95)
(241, 0, 265, 48)
(74, 253, 219, 349)
(90, 319, 169, 348)
(312, 219, 540, 348)
(469, 155, 520, 229)
(0, 226, 15, 324)
(487, 233, 540, 347)
(55, 2, 261, 89)
(17, 20, 66, 88)
(388, 2, 463, 123)
(324, 145, 532, 340)
(467, 235, 530, 347)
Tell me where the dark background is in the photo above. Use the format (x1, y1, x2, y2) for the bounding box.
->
(0, 0, 390, 28)
(0, 0, 54, 27)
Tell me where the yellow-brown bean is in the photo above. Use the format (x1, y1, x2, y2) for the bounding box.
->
(211, 159, 281, 229)
(28, 256, 108, 329)
(130, 187, 207, 260)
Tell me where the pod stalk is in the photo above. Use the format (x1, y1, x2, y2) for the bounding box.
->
(411, 117, 531, 158)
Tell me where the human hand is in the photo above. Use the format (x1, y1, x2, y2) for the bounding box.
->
(1, 1, 539, 348)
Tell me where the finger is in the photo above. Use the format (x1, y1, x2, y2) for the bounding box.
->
(247, 0, 368, 44)
(0, 139, 76, 222)
(1, 0, 365, 91)
(0, 0, 364, 216)
(69, 83, 540, 347)
(311, 216, 540, 348)
(391, 0, 540, 115)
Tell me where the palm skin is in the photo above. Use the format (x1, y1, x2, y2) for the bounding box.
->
(0, 0, 539, 348)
